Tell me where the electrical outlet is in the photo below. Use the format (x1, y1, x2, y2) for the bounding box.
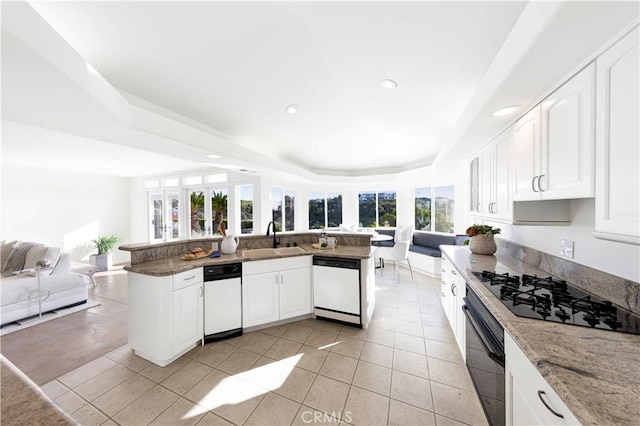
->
(560, 239, 574, 258)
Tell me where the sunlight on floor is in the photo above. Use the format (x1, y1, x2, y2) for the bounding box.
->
(188, 353, 302, 418)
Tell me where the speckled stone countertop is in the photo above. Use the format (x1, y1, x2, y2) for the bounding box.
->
(441, 245, 640, 426)
(125, 244, 375, 276)
(1, 356, 74, 425)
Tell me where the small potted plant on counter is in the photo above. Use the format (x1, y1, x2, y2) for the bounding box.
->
(90, 234, 122, 271)
(465, 224, 501, 255)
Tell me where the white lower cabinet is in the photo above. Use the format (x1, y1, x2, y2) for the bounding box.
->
(505, 332, 580, 426)
(441, 254, 466, 359)
(242, 256, 312, 328)
(173, 282, 203, 355)
(128, 268, 203, 366)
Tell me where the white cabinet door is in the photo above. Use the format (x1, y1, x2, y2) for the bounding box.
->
(595, 26, 640, 244)
(541, 63, 595, 199)
(505, 333, 580, 426)
(514, 65, 595, 202)
(242, 273, 279, 327)
(513, 107, 542, 201)
(479, 146, 494, 215)
(493, 130, 512, 220)
(440, 257, 455, 327)
(279, 268, 312, 320)
(469, 130, 512, 221)
(173, 282, 203, 355)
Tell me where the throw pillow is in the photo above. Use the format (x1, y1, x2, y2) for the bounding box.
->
(1, 240, 17, 272)
(24, 246, 61, 275)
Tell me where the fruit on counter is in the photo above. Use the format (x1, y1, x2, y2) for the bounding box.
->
(184, 253, 196, 259)
(191, 247, 204, 254)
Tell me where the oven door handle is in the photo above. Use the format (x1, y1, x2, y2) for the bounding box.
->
(463, 305, 505, 367)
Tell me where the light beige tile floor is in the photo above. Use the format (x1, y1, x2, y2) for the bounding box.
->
(40, 268, 488, 425)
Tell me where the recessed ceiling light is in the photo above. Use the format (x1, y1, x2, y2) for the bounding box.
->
(492, 105, 521, 117)
(380, 79, 398, 89)
(285, 104, 299, 114)
(206, 153, 220, 159)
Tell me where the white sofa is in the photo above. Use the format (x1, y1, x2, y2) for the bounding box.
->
(1, 241, 87, 326)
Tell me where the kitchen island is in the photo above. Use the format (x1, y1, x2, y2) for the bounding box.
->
(441, 243, 640, 426)
(120, 235, 376, 367)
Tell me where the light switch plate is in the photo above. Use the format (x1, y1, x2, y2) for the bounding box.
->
(560, 239, 574, 258)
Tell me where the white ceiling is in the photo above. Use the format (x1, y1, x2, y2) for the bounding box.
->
(2, 1, 639, 179)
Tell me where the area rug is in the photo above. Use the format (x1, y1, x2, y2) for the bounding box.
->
(1, 299, 101, 336)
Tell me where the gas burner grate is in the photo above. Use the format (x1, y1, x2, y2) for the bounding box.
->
(472, 270, 640, 335)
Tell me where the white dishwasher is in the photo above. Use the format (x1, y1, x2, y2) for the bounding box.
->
(203, 263, 242, 343)
(313, 256, 361, 325)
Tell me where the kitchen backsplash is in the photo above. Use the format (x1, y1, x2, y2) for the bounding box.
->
(123, 232, 372, 265)
(496, 237, 640, 316)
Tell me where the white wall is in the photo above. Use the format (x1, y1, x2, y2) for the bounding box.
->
(479, 199, 640, 282)
(1, 164, 131, 265)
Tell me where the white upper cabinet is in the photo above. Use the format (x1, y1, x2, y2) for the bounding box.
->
(470, 130, 513, 221)
(594, 26, 640, 245)
(513, 63, 596, 201)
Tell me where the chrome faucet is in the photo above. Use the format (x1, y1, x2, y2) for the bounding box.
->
(266, 221, 280, 248)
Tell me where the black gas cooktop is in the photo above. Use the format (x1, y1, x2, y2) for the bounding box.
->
(474, 271, 640, 335)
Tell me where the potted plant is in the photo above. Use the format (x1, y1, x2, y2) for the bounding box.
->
(90, 234, 122, 271)
(465, 224, 501, 255)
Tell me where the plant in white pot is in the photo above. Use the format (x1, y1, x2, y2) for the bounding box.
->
(465, 224, 501, 255)
(90, 235, 122, 271)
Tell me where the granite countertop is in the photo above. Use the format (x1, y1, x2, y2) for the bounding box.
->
(125, 244, 375, 276)
(1, 356, 74, 425)
(441, 245, 640, 426)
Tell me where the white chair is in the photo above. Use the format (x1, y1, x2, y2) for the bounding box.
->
(378, 224, 415, 281)
(389, 241, 414, 281)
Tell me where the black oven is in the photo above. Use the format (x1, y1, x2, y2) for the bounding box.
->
(463, 284, 505, 426)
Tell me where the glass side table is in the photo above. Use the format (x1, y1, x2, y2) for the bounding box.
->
(29, 265, 53, 319)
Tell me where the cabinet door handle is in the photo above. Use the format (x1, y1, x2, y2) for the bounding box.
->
(184, 275, 196, 281)
(531, 176, 540, 192)
(451, 284, 457, 296)
(476, 202, 481, 211)
(199, 286, 203, 297)
(537, 391, 564, 419)
(451, 270, 457, 275)
(538, 174, 546, 192)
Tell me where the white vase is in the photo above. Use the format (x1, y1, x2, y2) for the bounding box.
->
(469, 235, 497, 255)
(220, 235, 239, 254)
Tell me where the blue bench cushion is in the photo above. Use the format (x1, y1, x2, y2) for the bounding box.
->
(410, 232, 456, 257)
(373, 240, 395, 248)
(409, 245, 442, 257)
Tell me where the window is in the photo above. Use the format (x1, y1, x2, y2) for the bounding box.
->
(240, 185, 253, 234)
(415, 187, 432, 231)
(188, 187, 228, 236)
(271, 187, 295, 232)
(309, 191, 343, 229)
(378, 191, 397, 227)
(210, 188, 228, 235)
(358, 191, 396, 228)
(434, 186, 455, 233)
(414, 185, 455, 233)
(189, 190, 206, 237)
